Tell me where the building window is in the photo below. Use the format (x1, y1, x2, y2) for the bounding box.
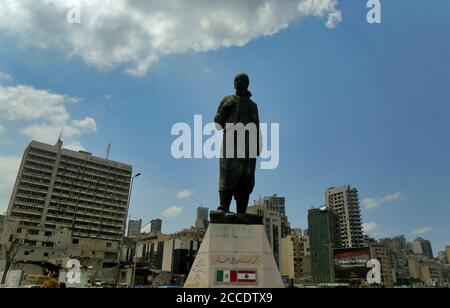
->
(72, 239, 80, 244)
(43, 242, 54, 248)
(44, 252, 49, 257)
(106, 242, 112, 248)
(25, 240, 37, 246)
(24, 251, 30, 256)
(44, 231, 52, 237)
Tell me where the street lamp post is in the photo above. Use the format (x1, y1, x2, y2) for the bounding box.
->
(115, 172, 141, 287)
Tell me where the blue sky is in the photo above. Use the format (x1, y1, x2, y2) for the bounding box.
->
(0, 1, 449, 253)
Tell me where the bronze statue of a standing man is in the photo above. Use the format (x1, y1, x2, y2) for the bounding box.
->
(214, 73, 261, 215)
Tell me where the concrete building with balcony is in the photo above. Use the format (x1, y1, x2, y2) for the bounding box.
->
(0, 139, 132, 283)
(325, 186, 363, 248)
(369, 243, 395, 288)
(408, 256, 446, 287)
(291, 228, 312, 283)
(378, 235, 411, 285)
(280, 235, 295, 280)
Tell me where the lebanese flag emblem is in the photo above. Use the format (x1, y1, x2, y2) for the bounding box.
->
(237, 270, 257, 283)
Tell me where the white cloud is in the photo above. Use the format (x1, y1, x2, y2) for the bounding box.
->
(0, 70, 12, 81)
(0, 156, 21, 212)
(325, 10, 342, 28)
(362, 192, 405, 210)
(64, 141, 85, 152)
(381, 192, 404, 202)
(0, 85, 96, 145)
(0, 85, 72, 122)
(162, 206, 183, 218)
(361, 198, 378, 210)
(412, 227, 433, 236)
(72, 117, 97, 133)
(363, 222, 379, 233)
(0, 0, 342, 76)
(297, 0, 342, 28)
(177, 189, 194, 199)
(0, 124, 6, 135)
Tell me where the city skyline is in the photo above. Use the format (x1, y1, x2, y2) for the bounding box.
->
(1, 0, 449, 255)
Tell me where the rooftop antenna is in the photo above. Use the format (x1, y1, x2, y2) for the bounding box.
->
(106, 143, 111, 160)
(56, 129, 63, 147)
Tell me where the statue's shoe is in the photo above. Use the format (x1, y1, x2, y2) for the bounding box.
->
(210, 209, 226, 223)
(224, 212, 237, 223)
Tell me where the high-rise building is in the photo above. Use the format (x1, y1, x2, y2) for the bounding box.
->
(195, 206, 209, 231)
(253, 195, 290, 237)
(390, 250, 410, 285)
(291, 228, 312, 283)
(150, 219, 162, 233)
(380, 235, 407, 252)
(308, 206, 338, 283)
(248, 203, 282, 267)
(280, 215, 291, 238)
(412, 237, 434, 259)
(127, 219, 142, 238)
(325, 186, 363, 248)
(1, 140, 132, 265)
(255, 194, 286, 215)
(379, 235, 411, 285)
(280, 235, 295, 280)
(369, 243, 395, 288)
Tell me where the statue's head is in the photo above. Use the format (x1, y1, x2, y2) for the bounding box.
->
(234, 73, 250, 93)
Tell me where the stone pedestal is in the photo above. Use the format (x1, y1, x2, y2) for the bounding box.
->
(184, 223, 284, 288)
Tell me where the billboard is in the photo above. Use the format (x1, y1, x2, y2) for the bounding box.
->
(333, 247, 371, 279)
